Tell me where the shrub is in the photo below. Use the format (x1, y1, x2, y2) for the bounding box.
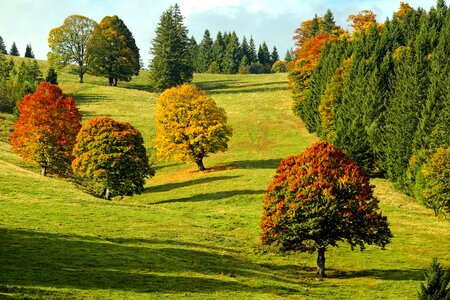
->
(270, 60, 288, 73)
(418, 258, 450, 300)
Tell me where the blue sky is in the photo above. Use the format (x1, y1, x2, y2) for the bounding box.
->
(0, 0, 436, 63)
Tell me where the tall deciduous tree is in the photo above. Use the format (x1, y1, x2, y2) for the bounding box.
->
(9, 42, 19, 56)
(149, 4, 192, 91)
(24, 44, 34, 58)
(261, 141, 392, 277)
(10, 82, 82, 176)
(154, 83, 232, 171)
(72, 117, 154, 200)
(87, 15, 140, 86)
(48, 15, 96, 83)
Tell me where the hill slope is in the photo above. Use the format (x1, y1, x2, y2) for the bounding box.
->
(0, 67, 449, 299)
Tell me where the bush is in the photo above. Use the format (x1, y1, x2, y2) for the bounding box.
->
(248, 62, 265, 74)
(270, 60, 288, 73)
(206, 61, 220, 74)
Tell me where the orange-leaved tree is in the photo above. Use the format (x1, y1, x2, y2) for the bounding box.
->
(72, 117, 154, 200)
(154, 83, 232, 171)
(10, 82, 82, 176)
(261, 141, 392, 277)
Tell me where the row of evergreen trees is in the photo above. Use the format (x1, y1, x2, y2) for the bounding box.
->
(187, 30, 289, 74)
(290, 1, 450, 214)
(0, 36, 35, 58)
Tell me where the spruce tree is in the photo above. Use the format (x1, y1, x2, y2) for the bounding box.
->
(322, 9, 337, 33)
(240, 36, 250, 64)
(149, 4, 193, 91)
(24, 44, 34, 58)
(270, 46, 279, 65)
(418, 258, 450, 300)
(9, 42, 19, 56)
(197, 29, 213, 73)
(248, 37, 257, 63)
(211, 31, 225, 73)
(188, 35, 199, 72)
(0, 36, 7, 54)
(222, 32, 240, 74)
(258, 42, 270, 65)
(45, 66, 58, 85)
(284, 49, 292, 62)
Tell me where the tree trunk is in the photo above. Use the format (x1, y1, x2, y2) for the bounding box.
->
(196, 158, 206, 171)
(113, 78, 118, 86)
(40, 166, 47, 176)
(108, 77, 114, 86)
(317, 247, 327, 278)
(104, 188, 111, 200)
(79, 72, 84, 83)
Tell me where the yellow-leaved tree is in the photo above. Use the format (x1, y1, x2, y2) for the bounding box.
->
(154, 83, 232, 171)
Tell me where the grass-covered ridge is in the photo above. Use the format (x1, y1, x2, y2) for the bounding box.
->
(0, 62, 449, 299)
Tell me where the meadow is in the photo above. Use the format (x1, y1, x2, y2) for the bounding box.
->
(0, 61, 449, 299)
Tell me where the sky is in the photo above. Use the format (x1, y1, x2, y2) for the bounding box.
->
(0, 0, 436, 64)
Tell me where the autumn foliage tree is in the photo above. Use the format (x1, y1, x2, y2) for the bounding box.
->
(10, 82, 82, 176)
(87, 15, 140, 86)
(72, 117, 154, 200)
(154, 83, 232, 171)
(261, 141, 392, 277)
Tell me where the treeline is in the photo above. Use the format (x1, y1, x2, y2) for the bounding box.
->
(0, 36, 35, 58)
(289, 1, 450, 216)
(188, 30, 292, 74)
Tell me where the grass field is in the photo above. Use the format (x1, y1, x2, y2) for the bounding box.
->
(0, 61, 449, 299)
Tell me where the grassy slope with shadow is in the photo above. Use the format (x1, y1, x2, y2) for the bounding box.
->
(0, 66, 449, 299)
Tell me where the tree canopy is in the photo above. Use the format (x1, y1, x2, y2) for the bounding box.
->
(10, 82, 82, 176)
(261, 141, 392, 277)
(48, 15, 96, 83)
(72, 117, 154, 200)
(87, 15, 140, 86)
(154, 83, 232, 171)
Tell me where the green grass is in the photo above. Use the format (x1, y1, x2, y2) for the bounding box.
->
(0, 63, 449, 299)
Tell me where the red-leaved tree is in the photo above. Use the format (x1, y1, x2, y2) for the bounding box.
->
(10, 82, 82, 176)
(261, 141, 392, 277)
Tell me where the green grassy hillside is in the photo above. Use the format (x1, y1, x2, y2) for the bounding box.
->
(0, 62, 448, 299)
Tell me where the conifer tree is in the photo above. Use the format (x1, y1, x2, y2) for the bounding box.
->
(24, 44, 34, 58)
(0, 36, 7, 54)
(258, 42, 270, 66)
(322, 9, 337, 33)
(240, 36, 250, 64)
(45, 66, 58, 85)
(418, 258, 450, 300)
(248, 36, 257, 63)
(211, 31, 225, 73)
(284, 49, 292, 62)
(223, 32, 240, 74)
(9, 42, 19, 56)
(197, 29, 213, 73)
(270, 46, 279, 65)
(188, 35, 199, 72)
(149, 4, 192, 91)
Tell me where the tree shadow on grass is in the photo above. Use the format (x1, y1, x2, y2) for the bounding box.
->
(152, 189, 265, 204)
(195, 79, 239, 91)
(213, 159, 283, 171)
(73, 93, 108, 104)
(330, 268, 425, 281)
(144, 175, 241, 194)
(0, 229, 307, 296)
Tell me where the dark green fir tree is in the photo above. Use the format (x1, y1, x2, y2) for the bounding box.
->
(24, 44, 34, 58)
(45, 66, 58, 85)
(0, 36, 7, 54)
(197, 29, 213, 73)
(10, 42, 19, 56)
(149, 4, 193, 91)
